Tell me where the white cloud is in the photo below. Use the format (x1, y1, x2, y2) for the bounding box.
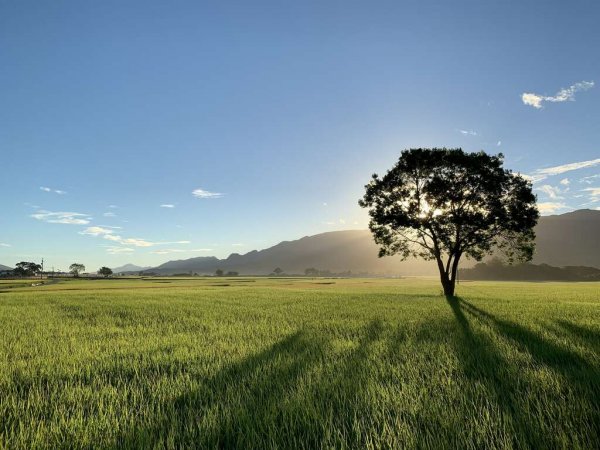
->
(108, 205, 118, 209)
(103, 212, 117, 217)
(0, 243, 10, 247)
(79, 226, 115, 236)
(537, 202, 567, 214)
(458, 129, 478, 136)
(81, 226, 190, 248)
(497, 141, 502, 147)
(536, 184, 563, 199)
(322, 202, 328, 207)
(529, 158, 600, 182)
(150, 248, 213, 255)
(31, 210, 91, 225)
(583, 187, 600, 202)
(580, 174, 600, 184)
(160, 204, 175, 208)
(40, 186, 66, 195)
(106, 246, 135, 254)
(559, 178, 570, 186)
(522, 81, 594, 109)
(232, 243, 245, 247)
(192, 188, 223, 199)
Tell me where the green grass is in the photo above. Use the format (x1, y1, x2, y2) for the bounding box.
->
(1, 278, 599, 449)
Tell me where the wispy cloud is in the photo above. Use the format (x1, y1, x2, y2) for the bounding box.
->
(536, 184, 563, 199)
(40, 186, 67, 195)
(32, 210, 91, 225)
(160, 204, 175, 208)
(522, 81, 594, 109)
(81, 226, 190, 248)
(458, 129, 478, 136)
(108, 205, 118, 209)
(583, 187, 600, 202)
(106, 246, 135, 254)
(232, 243, 245, 247)
(103, 212, 117, 217)
(0, 243, 10, 247)
(80, 226, 115, 236)
(192, 188, 224, 199)
(497, 141, 502, 147)
(150, 248, 213, 255)
(537, 202, 567, 214)
(580, 174, 600, 184)
(528, 158, 600, 182)
(559, 178, 570, 186)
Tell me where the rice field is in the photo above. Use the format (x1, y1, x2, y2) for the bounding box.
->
(1, 277, 598, 449)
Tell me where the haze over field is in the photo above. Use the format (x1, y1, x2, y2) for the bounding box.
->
(1, 1, 599, 270)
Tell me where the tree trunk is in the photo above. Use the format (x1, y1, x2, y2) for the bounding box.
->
(436, 254, 459, 298)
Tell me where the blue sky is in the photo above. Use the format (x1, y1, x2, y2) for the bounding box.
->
(1, 0, 599, 270)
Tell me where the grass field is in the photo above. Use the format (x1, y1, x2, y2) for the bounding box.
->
(1, 277, 599, 449)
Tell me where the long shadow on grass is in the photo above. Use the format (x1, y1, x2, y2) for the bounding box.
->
(456, 298, 600, 448)
(115, 321, 385, 449)
(116, 329, 326, 448)
(447, 297, 543, 448)
(552, 320, 600, 353)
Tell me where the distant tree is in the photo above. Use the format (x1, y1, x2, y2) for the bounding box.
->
(226, 271, 239, 276)
(69, 263, 85, 277)
(215, 269, 224, 277)
(304, 268, 319, 276)
(273, 267, 283, 276)
(98, 267, 113, 278)
(359, 148, 539, 297)
(13, 261, 42, 277)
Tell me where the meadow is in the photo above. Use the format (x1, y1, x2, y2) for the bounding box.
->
(0, 277, 598, 449)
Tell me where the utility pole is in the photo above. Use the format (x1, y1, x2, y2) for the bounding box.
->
(41, 258, 44, 280)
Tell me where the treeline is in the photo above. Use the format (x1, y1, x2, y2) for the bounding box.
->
(460, 259, 600, 281)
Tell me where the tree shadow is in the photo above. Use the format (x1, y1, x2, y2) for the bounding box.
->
(552, 320, 600, 353)
(114, 320, 386, 449)
(446, 296, 544, 447)
(115, 329, 326, 448)
(455, 298, 600, 447)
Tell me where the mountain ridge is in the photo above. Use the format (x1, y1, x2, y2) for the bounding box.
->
(143, 209, 600, 276)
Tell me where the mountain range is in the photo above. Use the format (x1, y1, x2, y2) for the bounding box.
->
(131, 209, 600, 276)
(111, 264, 152, 273)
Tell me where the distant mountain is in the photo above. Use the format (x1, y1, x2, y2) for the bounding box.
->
(532, 209, 600, 267)
(144, 209, 600, 276)
(460, 261, 600, 281)
(112, 263, 152, 273)
(0, 264, 12, 271)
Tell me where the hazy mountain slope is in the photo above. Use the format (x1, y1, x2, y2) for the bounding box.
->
(146, 209, 600, 276)
(112, 264, 152, 273)
(0, 264, 12, 271)
(532, 209, 600, 267)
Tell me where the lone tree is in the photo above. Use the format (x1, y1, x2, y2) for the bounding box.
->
(98, 267, 113, 278)
(359, 148, 539, 297)
(69, 263, 85, 277)
(273, 267, 283, 276)
(13, 261, 42, 277)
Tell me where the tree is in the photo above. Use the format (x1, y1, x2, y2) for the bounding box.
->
(69, 263, 85, 277)
(304, 267, 319, 276)
(359, 148, 539, 297)
(98, 267, 113, 278)
(273, 267, 283, 276)
(13, 261, 42, 277)
(215, 269, 224, 277)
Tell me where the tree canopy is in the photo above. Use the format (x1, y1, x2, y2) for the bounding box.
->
(69, 263, 85, 277)
(13, 261, 42, 277)
(359, 148, 539, 296)
(98, 267, 113, 278)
